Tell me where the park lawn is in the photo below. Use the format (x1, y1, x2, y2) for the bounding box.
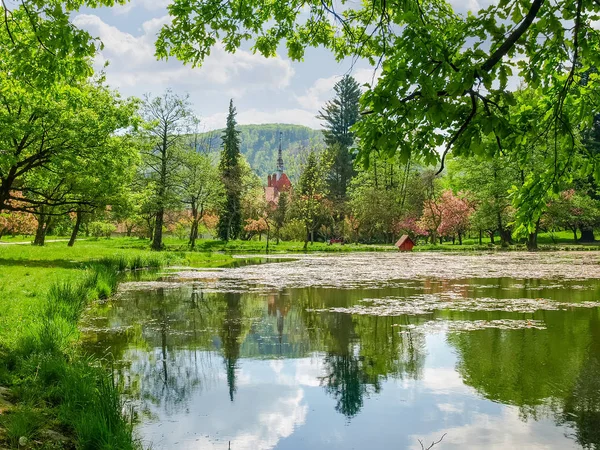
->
(0, 238, 235, 351)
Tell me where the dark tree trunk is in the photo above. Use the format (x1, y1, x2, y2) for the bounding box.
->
(479, 230, 482, 245)
(489, 232, 495, 244)
(572, 228, 578, 242)
(152, 209, 164, 250)
(33, 214, 50, 246)
(68, 211, 83, 247)
(189, 204, 200, 249)
(458, 233, 463, 245)
(526, 220, 540, 251)
(499, 229, 512, 248)
(579, 227, 595, 243)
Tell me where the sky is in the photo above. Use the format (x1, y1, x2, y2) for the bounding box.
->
(73, 1, 488, 131)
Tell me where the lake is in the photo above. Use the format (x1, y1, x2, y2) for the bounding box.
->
(81, 252, 600, 449)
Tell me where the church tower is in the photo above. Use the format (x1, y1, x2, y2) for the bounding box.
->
(265, 131, 292, 204)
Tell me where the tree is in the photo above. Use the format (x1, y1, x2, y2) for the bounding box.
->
(272, 191, 289, 245)
(217, 99, 243, 241)
(436, 191, 474, 245)
(141, 91, 192, 250)
(0, 13, 137, 217)
(447, 154, 517, 246)
(296, 151, 330, 249)
(157, 0, 600, 233)
(545, 190, 600, 242)
(318, 75, 361, 200)
(181, 150, 222, 249)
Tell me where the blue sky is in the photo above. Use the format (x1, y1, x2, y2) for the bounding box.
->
(74, 1, 487, 131)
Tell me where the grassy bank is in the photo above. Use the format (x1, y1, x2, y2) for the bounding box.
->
(0, 240, 236, 449)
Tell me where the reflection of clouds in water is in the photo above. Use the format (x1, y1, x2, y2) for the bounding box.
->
(232, 389, 307, 450)
(409, 406, 580, 450)
(270, 356, 327, 387)
(139, 357, 308, 450)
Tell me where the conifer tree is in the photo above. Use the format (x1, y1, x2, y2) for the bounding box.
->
(318, 75, 361, 200)
(217, 99, 243, 241)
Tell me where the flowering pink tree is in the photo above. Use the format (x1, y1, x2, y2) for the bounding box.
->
(437, 190, 474, 244)
(418, 198, 443, 244)
(394, 216, 428, 241)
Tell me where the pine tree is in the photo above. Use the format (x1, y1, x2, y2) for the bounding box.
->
(318, 75, 361, 200)
(217, 99, 243, 241)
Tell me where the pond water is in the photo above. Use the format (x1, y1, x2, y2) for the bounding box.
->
(81, 252, 600, 450)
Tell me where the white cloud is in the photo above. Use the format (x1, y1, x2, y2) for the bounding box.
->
(73, 14, 295, 99)
(111, 0, 171, 16)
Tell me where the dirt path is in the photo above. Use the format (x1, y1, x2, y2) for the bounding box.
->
(0, 239, 86, 245)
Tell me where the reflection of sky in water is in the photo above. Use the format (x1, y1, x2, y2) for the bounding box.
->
(82, 254, 600, 449)
(134, 343, 576, 450)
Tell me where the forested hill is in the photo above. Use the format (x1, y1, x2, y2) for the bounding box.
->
(195, 124, 324, 180)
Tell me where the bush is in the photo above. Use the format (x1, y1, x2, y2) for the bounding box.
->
(89, 222, 117, 239)
(280, 218, 306, 242)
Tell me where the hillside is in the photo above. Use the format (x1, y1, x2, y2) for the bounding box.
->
(193, 124, 324, 181)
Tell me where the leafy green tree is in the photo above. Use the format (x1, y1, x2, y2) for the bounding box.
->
(218, 100, 243, 241)
(447, 154, 518, 246)
(181, 150, 222, 248)
(296, 151, 330, 249)
(272, 191, 288, 245)
(141, 91, 192, 250)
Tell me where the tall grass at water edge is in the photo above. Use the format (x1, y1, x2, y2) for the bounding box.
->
(0, 254, 168, 449)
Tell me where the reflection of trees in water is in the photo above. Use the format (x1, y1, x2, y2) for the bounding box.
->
(220, 292, 243, 402)
(320, 350, 380, 418)
(125, 287, 221, 416)
(296, 287, 427, 418)
(558, 314, 600, 449)
(448, 309, 600, 449)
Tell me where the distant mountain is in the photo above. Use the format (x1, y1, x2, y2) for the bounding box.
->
(192, 124, 324, 182)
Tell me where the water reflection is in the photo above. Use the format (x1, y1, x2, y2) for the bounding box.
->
(81, 274, 600, 449)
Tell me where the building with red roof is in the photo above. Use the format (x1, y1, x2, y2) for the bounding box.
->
(265, 132, 292, 204)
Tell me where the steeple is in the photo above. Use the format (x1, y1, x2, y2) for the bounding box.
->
(276, 131, 284, 178)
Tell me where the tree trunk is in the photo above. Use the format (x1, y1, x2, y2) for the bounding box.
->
(526, 220, 540, 251)
(572, 228, 578, 242)
(303, 226, 309, 251)
(68, 211, 82, 247)
(489, 232, 495, 244)
(458, 233, 463, 245)
(189, 204, 199, 249)
(33, 214, 51, 246)
(579, 227, 595, 243)
(152, 209, 164, 250)
(478, 230, 482, 245)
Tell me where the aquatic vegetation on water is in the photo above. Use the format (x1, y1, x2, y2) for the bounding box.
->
(396, 319, 547, 332)
(170, 252, 600, 291)
(312, 295, 600, 316)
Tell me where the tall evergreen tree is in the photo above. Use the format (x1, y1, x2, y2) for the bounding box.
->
(217, 99, 243, 241)
(318, 75, 361, 200)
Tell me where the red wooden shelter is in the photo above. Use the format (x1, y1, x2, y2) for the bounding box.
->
(395, 235, 415, 252)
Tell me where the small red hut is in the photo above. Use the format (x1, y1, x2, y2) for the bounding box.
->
(395, 235, 415, 252)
